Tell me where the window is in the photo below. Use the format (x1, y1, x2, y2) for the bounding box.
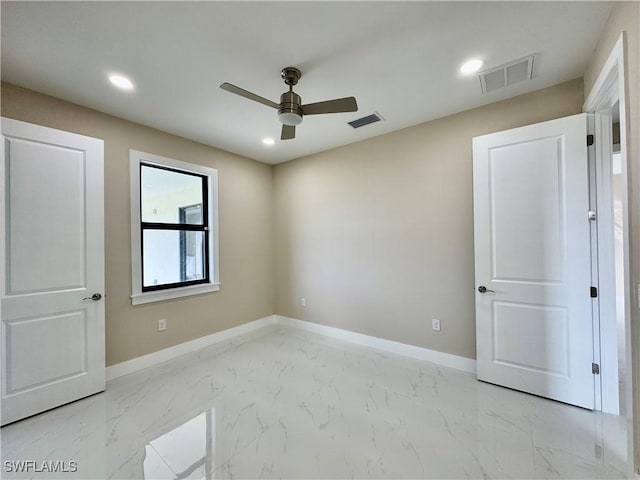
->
(130, 150, 219, 305)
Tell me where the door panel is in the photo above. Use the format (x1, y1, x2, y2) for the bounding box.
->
(473, 113, 594, 409)
(490, 137, 565, 283)
(5, 312, 87, 393)
(493, 302, 568, 376)
(1, 118, 105, 425)
(6, 138, 86, 293)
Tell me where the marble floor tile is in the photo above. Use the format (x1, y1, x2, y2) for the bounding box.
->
(1, 325, 631, 479)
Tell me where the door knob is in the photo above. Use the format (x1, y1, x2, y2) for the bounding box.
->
(82, 293, 102, 301)
(478, 286, 495, 293)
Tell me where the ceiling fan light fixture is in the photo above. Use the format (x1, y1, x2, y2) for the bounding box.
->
(278, 111, 303, 126)
(278, 90, 303, 126)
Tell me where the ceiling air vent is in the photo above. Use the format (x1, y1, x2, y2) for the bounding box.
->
(479, 55, 535, 94)
(348, 113, 383, 129)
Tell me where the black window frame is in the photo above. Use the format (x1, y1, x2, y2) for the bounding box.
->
(140, 162, 210, 292)
(179, 204, 205, 282)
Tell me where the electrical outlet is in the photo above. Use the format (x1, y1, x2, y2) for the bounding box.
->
(432, 318, 441, 332)
(301, 297, 306, 307)
(158, 318, 167, 331)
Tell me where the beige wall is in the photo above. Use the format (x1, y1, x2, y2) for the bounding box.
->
(0, 75, 594, 365)
(1, 82, 275, 366)
(583, 1, 640, 473)
(273, 79, 584, 360)
(0, 76, 596, 366)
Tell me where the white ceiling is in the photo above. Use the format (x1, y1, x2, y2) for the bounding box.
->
(1, 1, 612, 165)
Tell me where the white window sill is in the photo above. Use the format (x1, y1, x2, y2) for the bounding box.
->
(131, 283, 220, 305)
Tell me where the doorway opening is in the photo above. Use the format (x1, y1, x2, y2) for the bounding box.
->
(584, 32, 631, 420)
(610, 101, 627, 414)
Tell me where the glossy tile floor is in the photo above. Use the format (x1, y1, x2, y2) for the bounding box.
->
(1, 326, 631, 479)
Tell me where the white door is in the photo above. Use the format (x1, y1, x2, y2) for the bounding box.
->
(473, 113, 594, 409)
(1, 118, 105, 425)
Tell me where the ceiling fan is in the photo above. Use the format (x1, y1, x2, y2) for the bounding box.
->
(220, 67, 358, 141)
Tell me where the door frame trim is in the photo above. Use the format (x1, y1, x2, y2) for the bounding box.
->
(583, 33, 630, 416)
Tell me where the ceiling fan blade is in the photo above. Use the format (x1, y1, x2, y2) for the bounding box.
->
(302, 96, 358, 115)
(220, 82, 279, 109)
(281, 124, 296, 140)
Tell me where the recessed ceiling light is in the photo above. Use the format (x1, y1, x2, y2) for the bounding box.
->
(108, 74, 134, 91)
(262, 137, 275, 146)
(460, 59, 484, 76)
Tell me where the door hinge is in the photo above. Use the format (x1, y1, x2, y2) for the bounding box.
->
(592, 363, 600, 375)
(588, 210, 596, 221)
(590, 286, 598, 298)
(587, 134, 594, 146)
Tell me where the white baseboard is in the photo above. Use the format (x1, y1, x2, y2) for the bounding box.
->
(106, 314, 476, 381)
(106, 315, 276, 381)
(275, 316, 477, 374)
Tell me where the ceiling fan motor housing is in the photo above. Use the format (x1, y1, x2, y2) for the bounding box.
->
(278, 90, 303, 126)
